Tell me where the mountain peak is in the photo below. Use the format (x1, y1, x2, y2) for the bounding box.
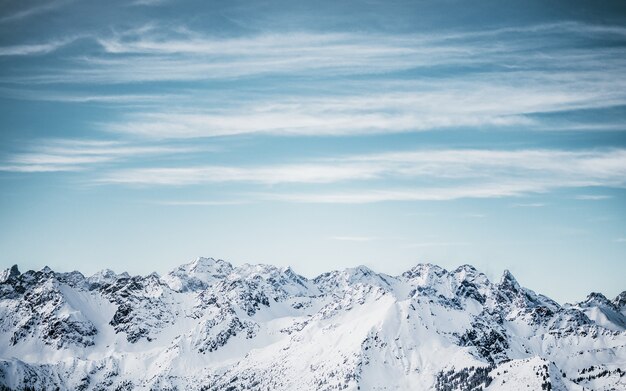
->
(189, 256, 233, 273)
(402, 262, 446, 279)
(192, 256, 216, 266)
(87, 269, 123, 288)
(499, 269, 519, 286)
(92, 268, 116, 277)
(162, 256, 233, 292)
(585, 292, 611, 306)
(347, 264, 374, 276)
(454, 264, 477, 273)
(613, 291, 626, 309)
(452, 264, 483, 279)
(9, 264, 19, 277)
(496, 269, 523, 302)
(0, 264, 20, 283)
(40, 266, 54, 275)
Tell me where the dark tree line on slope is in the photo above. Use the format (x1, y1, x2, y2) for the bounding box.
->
(434, 364, 496, 391)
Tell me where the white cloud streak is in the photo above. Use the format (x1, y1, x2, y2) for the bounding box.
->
(0, 139, 195, 173)
(0, 87, 177, 104)
(331, 236, 378, 242)
(94, 22, 626, 57)
(574, 195, 611, 200)
(130, 0, 169, 6)
(0, 0, 74, 23)
(1, 23, 624, 139)
(460, 213, 486, 218)
(100, 163, 381, 185)
(0, 39, 76, 56)
(98, 148, 626, 202)
(266, 184, 553, 204)
(101, 72, 626, 138)
(3, 22, 625, 84)
(101, 148, 626, 185)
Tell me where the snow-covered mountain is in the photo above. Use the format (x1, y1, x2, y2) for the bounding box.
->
(0, 257, 624, 390)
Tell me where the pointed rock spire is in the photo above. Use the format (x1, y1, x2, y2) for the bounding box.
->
(9, 264, 20, 278)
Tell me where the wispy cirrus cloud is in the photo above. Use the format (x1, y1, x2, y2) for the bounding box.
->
(101, 72, 626, 138)
(104, 108, 531, 138)
(4, 33, 476, 83)
(0, 87, 177, 104)
(98, 148, 626, 203)
(100, 148, 626, 185)
(574, 195, 612, 200)
(92, 21, 626, 63)
(6, 71, 621, 139)
(130, 0, 169, 6)
(0, 139, 195, 173)
(265, 184, 553, 204)
(3, 22, 625, 84)
(99, 163, 382, 185)
(0, 0, 74, 23)
(1, 22, 624, 140)
(0, 38, 78, 56)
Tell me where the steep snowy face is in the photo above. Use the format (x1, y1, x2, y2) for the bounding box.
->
(314, 265, 393, 296)
(485, 269, 561, 329)
(100, 272, 178, 343)
(161, 257, 234, 292)
(87, 269, 130, 289)
(400, 263, 491, 305)
(229, 263, 319, 301)
(0, 259, 624, 391)
(0, 267, 97, 349)
(615, 291, 626, 315)
(0, 265, 20, 284)
(566, 292, 626, 332)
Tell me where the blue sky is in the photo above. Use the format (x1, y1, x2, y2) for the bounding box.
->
(0, 0, 625, 303)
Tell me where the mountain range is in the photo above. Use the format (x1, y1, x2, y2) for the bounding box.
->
(0, 258, 624, 390)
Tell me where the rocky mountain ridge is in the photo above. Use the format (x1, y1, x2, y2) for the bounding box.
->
(0, 257, 624, 390)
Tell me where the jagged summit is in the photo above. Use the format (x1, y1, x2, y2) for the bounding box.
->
(0, 265, 19, 283)
(499, 269, 519, 286)
(567, 290, 626, 332)
(161, 256, 233, 292)
(585, 292, 613, 306)
(189, 256, 232, 271)
(40, 265, 54, 274)
(453, 263, 478, 273)
(615, 290, 626, 313)
(401, 262, 446, 278)
(0, 258, 624, 391)
(87, 268, 130, 287)
(9, 264, 19, 277)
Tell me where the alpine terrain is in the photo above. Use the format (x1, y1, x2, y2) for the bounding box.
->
(0, 258, 624, 391)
